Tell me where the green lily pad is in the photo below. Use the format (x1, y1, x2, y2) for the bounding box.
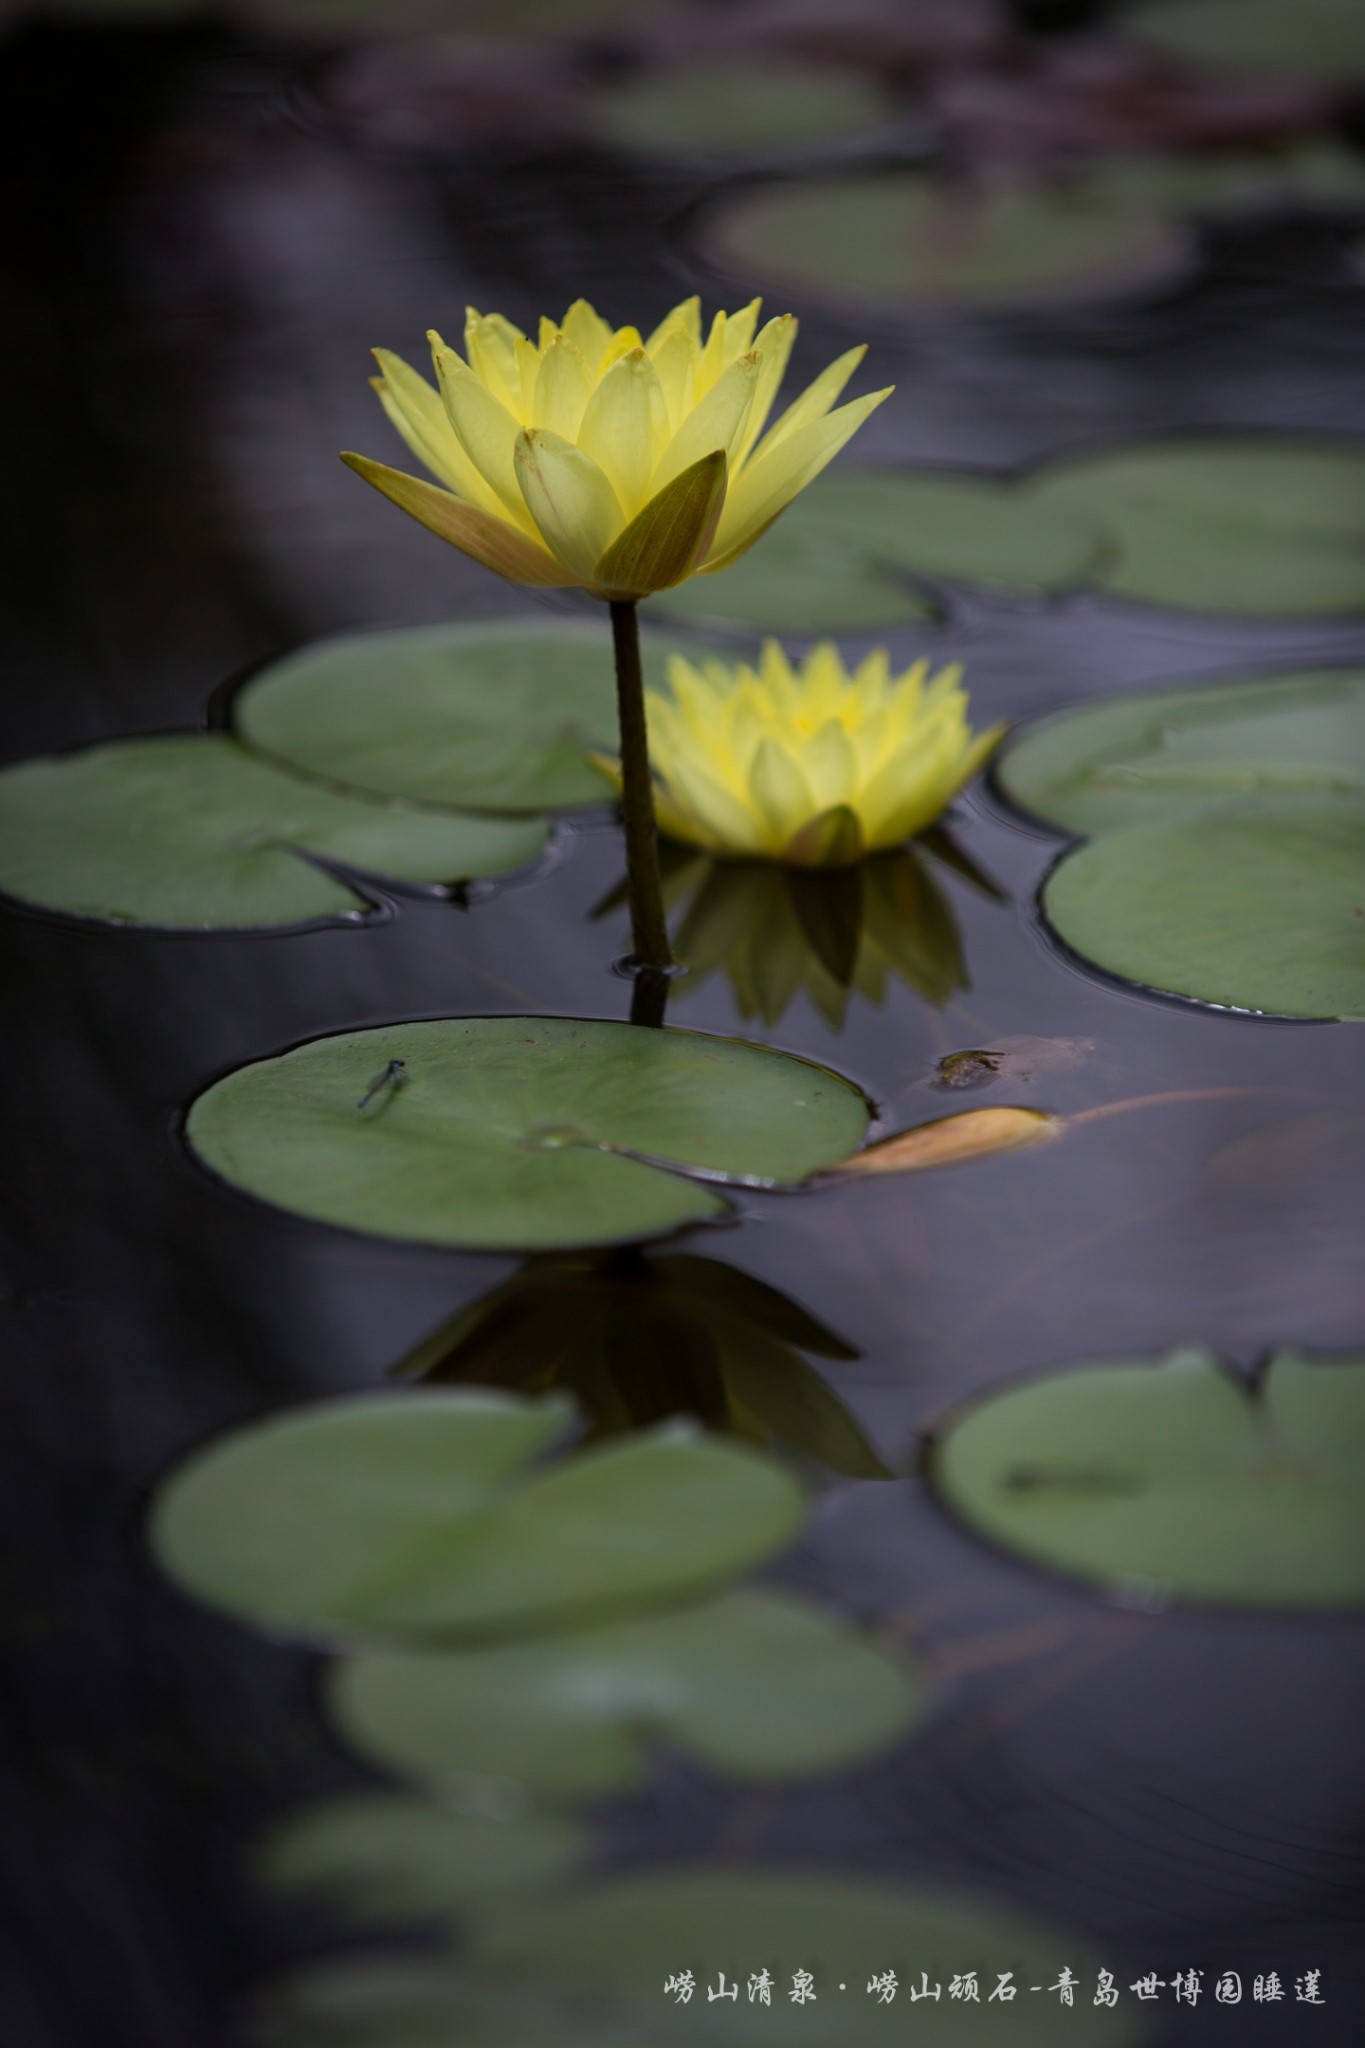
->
(253, 1958, 645, 2048)
(235, 620, 690, 815)
(259, 1794, 589, 1920)
(1033, 438, 1365, 615)
(652, 521, 935, 632)
(589, 64, 893, 159)
(997, 666, 1365, 837)
(1042, 792, 1365, 1019)
(473, 1869, 1141, 2045)
(184, 1017, 871, 1251)
(1132, 0, 1365, 81)
(930, 1347, 1365, 1607)
(700, 169, 1187, 306)
(330, 1589, 920, 1799)
(150, 1388, 805, 1640)
(0, 735, 545, 931)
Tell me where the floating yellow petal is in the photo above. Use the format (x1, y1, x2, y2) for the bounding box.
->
(343, 298, 891, 601)
(599, 642, 1005, 866)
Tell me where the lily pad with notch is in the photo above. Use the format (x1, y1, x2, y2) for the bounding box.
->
(234, 619, 692, 814)
(930, 1347, 1365, 1607)
(330, 1587, 921, 1799)
(150, 1387, 805, 1641)
(184, 1016, 872, 1251)
(0, 734, 545, 931)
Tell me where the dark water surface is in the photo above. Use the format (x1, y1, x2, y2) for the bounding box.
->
(2, 17, 1364, 2048)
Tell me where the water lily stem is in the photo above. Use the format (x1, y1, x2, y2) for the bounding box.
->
(609, 598, 674, 1025)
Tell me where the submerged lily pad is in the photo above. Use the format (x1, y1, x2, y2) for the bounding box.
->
(259, 1794, 588, 1920)
(185, 1017, 870, 1251)
(1043, 792, 1365, 1019)
(1033, 439, 1365, 615)
(1132, 0, 1365, 81)
(150, 1388, 804, 1640)
(234, 620, 691, 814)
(589, 64, 892, 159)
(931, 1348, 1365, 1607)
(331, 1589, 920, 1798)
(700, 169, 1186, 306)
(0, 735, 544, 930)
(997, 666, 1365, 837)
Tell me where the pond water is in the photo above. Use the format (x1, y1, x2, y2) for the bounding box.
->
(2, 10, 1364, 2047)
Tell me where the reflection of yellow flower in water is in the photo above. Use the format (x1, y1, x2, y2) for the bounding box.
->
(342, 298, 890, 600)
(607, 641, 1005, 865)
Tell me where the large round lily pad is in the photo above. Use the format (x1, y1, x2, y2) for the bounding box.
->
(700, 169, 1186, 306)
(589, 63, 892, 159)
(150, 1388, 805, 1640)
(998, 666, 1365, 837)
(0, 734, 545, 930)
(259, 1794, 589, 1920)
(652, 521, 936, 632)
(185, 1017, 871, 1250)
(330, 1589, 920, 1798)
(235, 620, 685, 814)
(1042, 792, 1365, 1019)
(1033, 438, 1365, 615)
(472, 1869, 1141, 2045)
(930, 1348, 1365, 1607)
(1132, 0, 1365, 81)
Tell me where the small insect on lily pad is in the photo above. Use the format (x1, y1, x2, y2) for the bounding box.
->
(0, 734, 545, 931)
(930, 1347, 1365, 1607)
(329, 1588, 921, 1799)
(150, 1388, 805, 1641)
(234, 619, 691, 815)
(184, 1017, 871, 1251)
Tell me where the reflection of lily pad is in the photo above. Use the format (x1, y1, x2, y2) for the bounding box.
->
(1043, 793, 1365, 1019)
(260, 1794, 588, 1920)
(151, 1389, 804, 1639)
(589, 64, 892, 159)
(474, 1870, 1140, 2046)
(332, 1589, 920, 1798)
(931, 1348, 1365, 1607)
(1132, 0, 1365, 81)
(235, 621, 688, 815)
(185, 1017, 870, 1251)
(1033, 439, 1365, 615)
(0, 736, 546, 930)
(998, 667, 1365, 837)
(700, 169, 1186, 306)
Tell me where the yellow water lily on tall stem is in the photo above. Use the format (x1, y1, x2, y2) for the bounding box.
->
(343, 296, 890, 601)
(343, 295, 891, 1022)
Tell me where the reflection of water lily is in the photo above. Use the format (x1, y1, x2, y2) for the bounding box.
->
(398, 1250, 887, 1480)
(342, 299, 890, 601)
(601, 641, 1005, 863)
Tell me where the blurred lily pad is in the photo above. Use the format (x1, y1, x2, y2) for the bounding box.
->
(473, 1869, 1141, 2045)
(997, 666, 1365, 837)
(1132, 0, 1365, 81)
(331, 1588, 920, 1798)
(0, 735, 545, 930)
(1033, 439, 1365, 615)
(185, 1017, 871, 1250)
(699, 168, 1187, 306)
(150, 1388, 804, 1640)
(235, 620, 694, 815)
(652, 521, 936, 632)
(259, 1794, 588, 1920)
(589, 63, 894, 159)
(930, 1347, 1365, 1606)
(253, 1960, 631, 2048)
(1043, 792, 1365, 1019)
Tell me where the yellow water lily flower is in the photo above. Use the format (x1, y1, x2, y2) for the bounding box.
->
(604, 641, 1005, 866)
(342, 297, 891, 601)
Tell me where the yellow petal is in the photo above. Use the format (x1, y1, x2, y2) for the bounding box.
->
(749, 344, 868, 463)
(370, 351, 494, 509)
(785, 804, 865, 868)
(711, 384, 892, 557)
(514, 427, 624, 584)
(662, 753, 770, 855)
(340, 453, 576, 587)
(533, 333, 593, 441)
(431, 338, 530, 527)
(576, 348, 670, 516)
(749, 737, 814, 841)
(650, 352, 760, 497)
(644, 295, 702, 353)
(594, 449, 727, 598)
(561, 298, 614, 372)
(463, 308, 525, 414)
(802, 720, 858, 808)
(649, 325, 699, 437)
(732, 314, 797, 472)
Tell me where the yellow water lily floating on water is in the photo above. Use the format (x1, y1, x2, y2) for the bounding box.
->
(600, 642, 1006, 867)
(344, 297, 891, 601)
